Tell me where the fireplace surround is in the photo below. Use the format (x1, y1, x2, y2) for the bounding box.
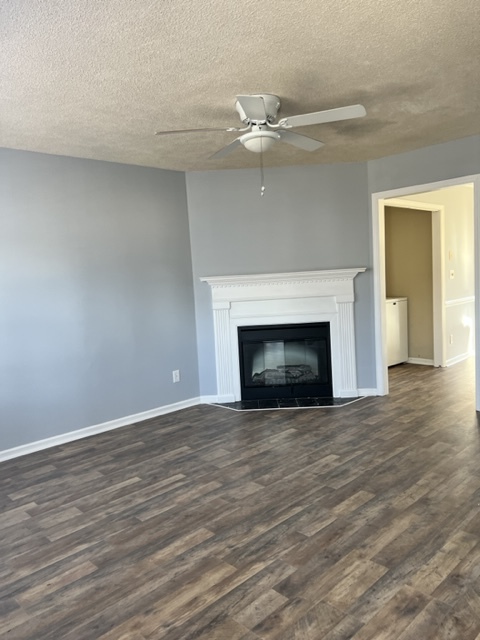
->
(201, 269, 366, 402)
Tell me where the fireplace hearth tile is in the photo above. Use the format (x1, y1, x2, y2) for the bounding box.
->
(277, 398, 298, 408)
(238, 400, 260, 410)
(211, 396, 364, 412)
(296, 398, 320, 406)
(257, 399, 281, 409)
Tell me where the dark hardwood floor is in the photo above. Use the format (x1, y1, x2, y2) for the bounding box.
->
(1, 360, 480, 639)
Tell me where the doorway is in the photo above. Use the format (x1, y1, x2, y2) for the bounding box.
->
(384, 198, 445, 368)
(372, 176, 479, 408)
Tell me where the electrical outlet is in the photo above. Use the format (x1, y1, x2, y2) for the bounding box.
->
(172, 369, 180, 383)
(449, 334, 454, 345)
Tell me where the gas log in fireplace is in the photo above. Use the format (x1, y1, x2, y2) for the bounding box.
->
(238, 323, 332, 400)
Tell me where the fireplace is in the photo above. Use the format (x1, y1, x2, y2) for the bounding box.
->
(238, 323, 332, 399)
(200, 269, 366, 402)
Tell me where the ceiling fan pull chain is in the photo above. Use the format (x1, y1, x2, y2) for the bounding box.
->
(260, 139, 265, 196)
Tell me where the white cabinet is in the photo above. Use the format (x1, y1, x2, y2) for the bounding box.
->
(386, 297, 408, 366)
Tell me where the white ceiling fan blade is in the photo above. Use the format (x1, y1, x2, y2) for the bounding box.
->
(278, 104, 366, 128)
(236, 95, 267, 122)
(209, 138, 242, 159)
(277, 130, 324, 151)
(155, 126, 241, 136)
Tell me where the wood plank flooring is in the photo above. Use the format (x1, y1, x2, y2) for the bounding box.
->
(1, 360, 480, 639)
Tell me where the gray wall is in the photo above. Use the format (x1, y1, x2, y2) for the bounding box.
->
(0, 149, 199, 450)
(186, 162, 374, 395)
(368, 135, 480, 194)
(188, 135, 480, 398)
(3, 134, 480, 452)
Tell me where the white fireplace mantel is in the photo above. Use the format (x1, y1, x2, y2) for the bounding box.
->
(201, 269, 366, 402)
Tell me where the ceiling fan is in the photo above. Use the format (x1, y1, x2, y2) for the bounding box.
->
(155, 94, 366, 158)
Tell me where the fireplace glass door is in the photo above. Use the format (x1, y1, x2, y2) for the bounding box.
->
(238, 323, 332, 399)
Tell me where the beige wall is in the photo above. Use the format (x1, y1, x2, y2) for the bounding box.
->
(402, 186, 474, 300)
(385, 207, 433, 360)
(402, 185, 475, 364)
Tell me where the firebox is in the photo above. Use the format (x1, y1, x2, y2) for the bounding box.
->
(238, 323, 332, 400)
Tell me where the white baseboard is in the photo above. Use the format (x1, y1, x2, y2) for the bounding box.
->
(446, 352, 471, 367)
(200, 394, 235, 404)
(407, 358, 434, 366)
(338, 389, 362, 398)
(200, 395, 220, 404)
(0, 384, 387, 462)
(0, 397, 202, 463)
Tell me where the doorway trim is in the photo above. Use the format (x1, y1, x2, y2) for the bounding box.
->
(372, 175, 480, 408)
(382, 197, 445, 368)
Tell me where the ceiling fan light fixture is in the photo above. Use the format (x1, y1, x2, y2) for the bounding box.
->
(240, 130, 280, 153)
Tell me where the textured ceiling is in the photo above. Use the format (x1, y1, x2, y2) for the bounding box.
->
(1, 0, 479, 171)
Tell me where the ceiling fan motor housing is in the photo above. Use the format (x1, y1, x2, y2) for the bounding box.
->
(235, 94, 281, 124)
(240, 129, 281, 153)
